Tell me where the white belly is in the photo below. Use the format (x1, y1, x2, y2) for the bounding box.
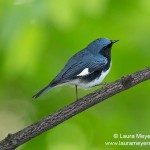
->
(80, 68, 110, 88)
(69, 67, 111, 89)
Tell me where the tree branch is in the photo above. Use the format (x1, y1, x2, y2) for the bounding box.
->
(0, 66, 150, 150)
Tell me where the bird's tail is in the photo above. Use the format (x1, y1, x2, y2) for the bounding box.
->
(32, 85, 52, 99)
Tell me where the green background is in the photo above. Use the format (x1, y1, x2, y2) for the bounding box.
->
(0, 0, 150, 150)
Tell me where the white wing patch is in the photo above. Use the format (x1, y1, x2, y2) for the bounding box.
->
(78, 67, 111, 88)
(77, 68, 89, 76)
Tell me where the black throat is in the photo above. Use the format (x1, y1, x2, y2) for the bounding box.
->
(100, 45, 112, 71)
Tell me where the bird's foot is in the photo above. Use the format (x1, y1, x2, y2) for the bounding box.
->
(101, 82, 110, 86)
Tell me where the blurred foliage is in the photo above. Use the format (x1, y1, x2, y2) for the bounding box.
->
(0, 0, 150, 150)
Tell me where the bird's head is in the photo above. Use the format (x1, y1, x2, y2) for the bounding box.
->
(87, 38, 119, 58)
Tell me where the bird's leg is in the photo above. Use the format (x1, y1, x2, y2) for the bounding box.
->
(75, 85, 78, 100)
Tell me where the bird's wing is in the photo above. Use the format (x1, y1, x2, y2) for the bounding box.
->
(50, 56, 107, 86)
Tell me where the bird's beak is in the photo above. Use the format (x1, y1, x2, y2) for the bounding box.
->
(111, 40, 119, 44)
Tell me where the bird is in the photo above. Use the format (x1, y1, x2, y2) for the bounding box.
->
(32, 38, 119, 100)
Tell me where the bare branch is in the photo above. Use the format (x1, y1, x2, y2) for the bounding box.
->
(0, 66, 150, 150)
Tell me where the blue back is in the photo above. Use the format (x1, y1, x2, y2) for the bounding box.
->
(50, 38, 111, 85)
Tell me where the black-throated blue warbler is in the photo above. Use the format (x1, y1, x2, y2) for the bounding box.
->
(33, 38, 119, 99)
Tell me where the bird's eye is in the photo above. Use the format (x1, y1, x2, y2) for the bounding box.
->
(99, 44, 111, 55)
(102, 46, 107, 51)
(104, 43, 112, 49)
(103, 46, 107, 49)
